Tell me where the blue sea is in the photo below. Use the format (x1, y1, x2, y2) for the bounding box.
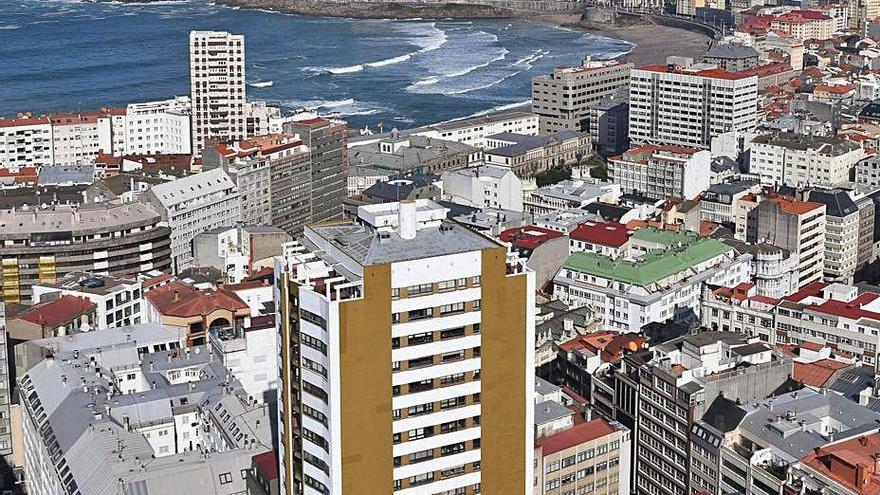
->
(0, 0, 634, 129)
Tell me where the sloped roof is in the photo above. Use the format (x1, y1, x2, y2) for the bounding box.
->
(18, 295, 95, 327)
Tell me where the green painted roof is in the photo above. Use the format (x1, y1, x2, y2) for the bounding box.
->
(563, 236, 733, 286)
(630, 227, 698, 246)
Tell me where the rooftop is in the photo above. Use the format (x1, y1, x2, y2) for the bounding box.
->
(569, 221, 631, 247)
(800, 433, 880, 495)
(145, 282, 249, 319)
(0, 202, 163, 238)
(753, 132, 862, 155)
(487, 131, 585, 158)
(149, 167, 235, 208)
(535, 418, 618, 455)
(563, 233, 731, 286)
(739, 388, 880, 461)
(498, 226, 564, 250)
(307, 218, 501, 267)
(16, 295, 95, 328)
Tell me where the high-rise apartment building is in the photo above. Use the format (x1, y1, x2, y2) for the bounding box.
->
(628, 61, 758, 149)
(146, 167, 241, 273)
(531, 58, 632, 134)
(190, 30, 246, 156)
(275, 199, 536, 495)
(633, 331, 792, 495)
(204, 134, 312, 234)
(747, 194, 826, 288)
(284, 117, 347, 224)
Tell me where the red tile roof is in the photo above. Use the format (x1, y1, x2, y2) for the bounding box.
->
(18, 295, 95, 328)
(799, 433, 880, 495)
(559, 331, 646, 362)
(569, 221, 630, 247)
(766, 194, 824, 215)
(815, 83, 855, 94)
(535, 419, 617, 455)
(806, 292, 880, 321)
(145, 281, 249, 318)
(793, 358, 848, 387)
(0, 115, 51, 128)
(498, 226, 564, 250)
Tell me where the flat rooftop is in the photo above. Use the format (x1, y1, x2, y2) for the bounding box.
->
(307, 219, 501, 267)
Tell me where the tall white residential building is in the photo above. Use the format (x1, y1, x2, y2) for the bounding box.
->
(554, 227, 751, 333)
(628, 61, 758, 149)
(275, 199, 536, 495)
(441, 164, 524, 211)
(124, 96, 192, 156)
(146, 167, 240, 273)
(190, 30, 246, 156)
(750, 132, 865, 188)
(0, 116, 54, 168)
(608, 144, 711, 200)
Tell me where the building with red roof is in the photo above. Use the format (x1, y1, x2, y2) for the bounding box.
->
(569, 221, 631, 258)
(608, 144, 710, 201)
(498, 226, 565, 254)
(7, 295, 97, 340)
(534, 417, 629, 495)
(794, 433, 880, 495)
(771, 10, 834, 40)
(629, 61, 758, 148)
(144, 281, 250, 345)
(248, 450, 279, 495)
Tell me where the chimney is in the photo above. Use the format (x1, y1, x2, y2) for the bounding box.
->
(173, 290, 180, 302)
(398, 200, 417, 240)
(123, 414, 131, 432)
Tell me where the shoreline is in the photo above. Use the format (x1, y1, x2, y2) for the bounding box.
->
(536, 13, 711, 66)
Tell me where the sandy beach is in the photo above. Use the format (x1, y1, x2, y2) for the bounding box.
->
(539, 14, 712, 66)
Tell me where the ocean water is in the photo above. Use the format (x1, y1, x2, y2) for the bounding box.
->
(0, 0, 634, 129)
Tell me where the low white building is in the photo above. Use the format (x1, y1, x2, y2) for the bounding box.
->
(554, 228, 751, 333)
(32, 272, 144, 329)
(441, 164, 524, 211)
(749, 132, 865, 187)
(609, 144, 711, 200)
(524, 179, 621, 215)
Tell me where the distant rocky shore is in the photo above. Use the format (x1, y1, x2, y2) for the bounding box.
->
(213, 0, 515, 19)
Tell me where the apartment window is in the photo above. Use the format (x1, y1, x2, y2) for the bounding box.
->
(407, 403, 434, 417)
(438, 280, 456, 292)
(219, 473, 233, 485)
(407, 283, 433, 297)
(472, 276, 481, 286)
(440, 302, 465, 315)
(409, 449, 435, 463)
(409, 379, 434, 393)
(440, 397, 466, 410)
(407, 332, 433, 346)
(408, 308, 432, 321)
(409, 473, 434, 486)
(392, 288, 400, 299)
(441, 442, 465, 456)
(441, 350, 465, 363)
(408, 356, 433, 369)
(472, 299, 481, 310)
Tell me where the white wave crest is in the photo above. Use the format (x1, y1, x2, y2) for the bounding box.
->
(248, 81, 274, 88)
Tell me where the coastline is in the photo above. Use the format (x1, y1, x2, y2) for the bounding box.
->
(538, 13, 711, 66)
(211, 0, 516, 18)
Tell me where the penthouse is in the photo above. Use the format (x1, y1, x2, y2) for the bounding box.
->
(0, 202, 171, 303)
